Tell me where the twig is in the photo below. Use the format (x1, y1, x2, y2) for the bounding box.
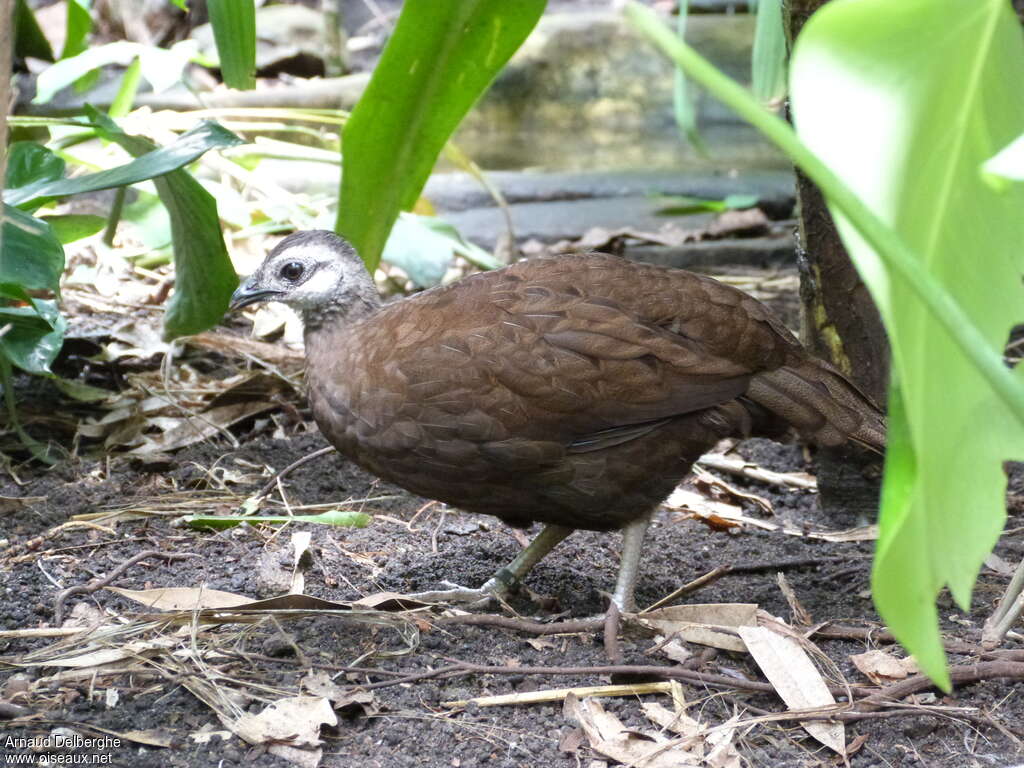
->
(861, 661, 1024, 708)
(54, 550, 198, 624)
(354, 659, 860, 699)
(253, 446, 335, 501)
(642, 556, 862, 613)
(696, 453, 817, 490)
(983, 555, 1024, 649)
(435, 613, 603, 635)
(810, 623, 980, 655)
(642, 566, 731, 613)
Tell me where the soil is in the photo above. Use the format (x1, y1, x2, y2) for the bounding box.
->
(1, 282, 1023, 768)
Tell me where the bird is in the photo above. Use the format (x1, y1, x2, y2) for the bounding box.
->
(230, 230, 885, 613)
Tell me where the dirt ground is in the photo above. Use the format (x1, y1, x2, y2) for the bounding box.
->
(2, 276, 1024, 767)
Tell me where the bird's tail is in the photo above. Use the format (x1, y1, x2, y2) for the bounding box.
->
(745, 356, 886, 453)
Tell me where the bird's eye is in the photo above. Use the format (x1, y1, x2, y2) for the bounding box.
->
(279, 262, 304, 281)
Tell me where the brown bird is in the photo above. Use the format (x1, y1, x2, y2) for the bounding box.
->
(231, 230, 885, 612)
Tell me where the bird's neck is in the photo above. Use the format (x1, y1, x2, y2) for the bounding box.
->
(301, 287, 382, 346)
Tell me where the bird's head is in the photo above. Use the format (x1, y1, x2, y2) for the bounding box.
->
(229, 230, 380, 326)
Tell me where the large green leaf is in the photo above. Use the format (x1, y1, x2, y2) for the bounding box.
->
(33, 41, 195, 105)
(337, 0, 546, 271)
(43, 214, 107, 244)
(13, 0, 54, 62)
(0, 204, 65, 294)
(60, 0, 92, 61)
(4, 142, 66, 190)
(89, 111, 239, 339)
(207, 0, 256, 90)
(751, 0, 786, 104)
(0, 299, 67, 375)
(4, 120, 243, 207)
(790, 0, 1024, 687)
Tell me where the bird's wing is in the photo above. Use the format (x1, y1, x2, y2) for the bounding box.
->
(378, 254, 800, 453)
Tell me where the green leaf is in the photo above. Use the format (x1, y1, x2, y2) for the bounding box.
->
(183, 510, 371, 530)
(34, 41, 194, 105)
(109, 57, 143, 118)
(0, 354, 59, 464)
(89, 111, 240, 339)
(207, 0, 257, 90)
(654, 193, 759, 216)
(4, 142, 66, 191)
(0, 204, 65, 293)
(338, 0, 546, 272)
(751, 0, 786, 105)
(673, 0, 707, 155)
(61, 0, 92, 60)
(4, 119, 244, 206)
(790, 0, 1024, 688)
(13, 0, 54, 62)
(382, 213, 500, 287)
(625, 0, 1024, 690)
(41, 214, 106, 244)
(0, 299, 67, 375)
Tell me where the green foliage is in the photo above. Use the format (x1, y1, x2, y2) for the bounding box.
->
(43, 214, 107, 244)
(89, 110, 242, 339)
(655, 193, 759, 216)
(60, 0, 93, 61)
(13, 0, 55, 62)
(109, 57, 143, 118)
(626, 0, 1024, 688)
(673, 0, 707, 154)
(789, 0, 1024, 690)
(0, 300, 67, 376)
(338, 0, 547, 272)
(382, 213, 500, 288)
(207, 0, 257, 90)
(5, 120, 242, 207)
(751, 0, 785, 104)
(0, 110, 244, 452)
(33, 41, 197, 105)
(0, 204, 64, 296)
(5, 143, 66, 195)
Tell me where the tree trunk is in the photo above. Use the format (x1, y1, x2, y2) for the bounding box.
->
(784, 0, 889, 524)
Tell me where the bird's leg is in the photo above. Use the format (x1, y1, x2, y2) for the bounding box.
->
(408, 524, 574, 606)
(610, 510, 654, 613)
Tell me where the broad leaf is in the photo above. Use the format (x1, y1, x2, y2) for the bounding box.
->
(60, 0, 93, 61)
(673, 0, 706, 154)
(207, 0, 256, 90)
(110, 57, 143, 118)
(0, 299, 66, 375)
(4, 120, 243, 206)
(751, 0, 786, 104)
(5, 143, 65, 190)
(338, 0, 546, 271)
(790, 0, 1024, 687)
(90, 112, 240, 339)
(382, 213, 498, 288)
(0, 204, 65, 293)
(42, 214, 107, 244)
(13, 0, 54, 62)
(34, 40, 195, 105)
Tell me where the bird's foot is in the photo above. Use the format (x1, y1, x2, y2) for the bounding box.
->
(406, 571, 515, 609)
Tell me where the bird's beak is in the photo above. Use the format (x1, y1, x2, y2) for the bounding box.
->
(229, 281, 281, 311)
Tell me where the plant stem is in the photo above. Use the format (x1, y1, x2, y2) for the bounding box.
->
(624, 1, 1024, 430)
